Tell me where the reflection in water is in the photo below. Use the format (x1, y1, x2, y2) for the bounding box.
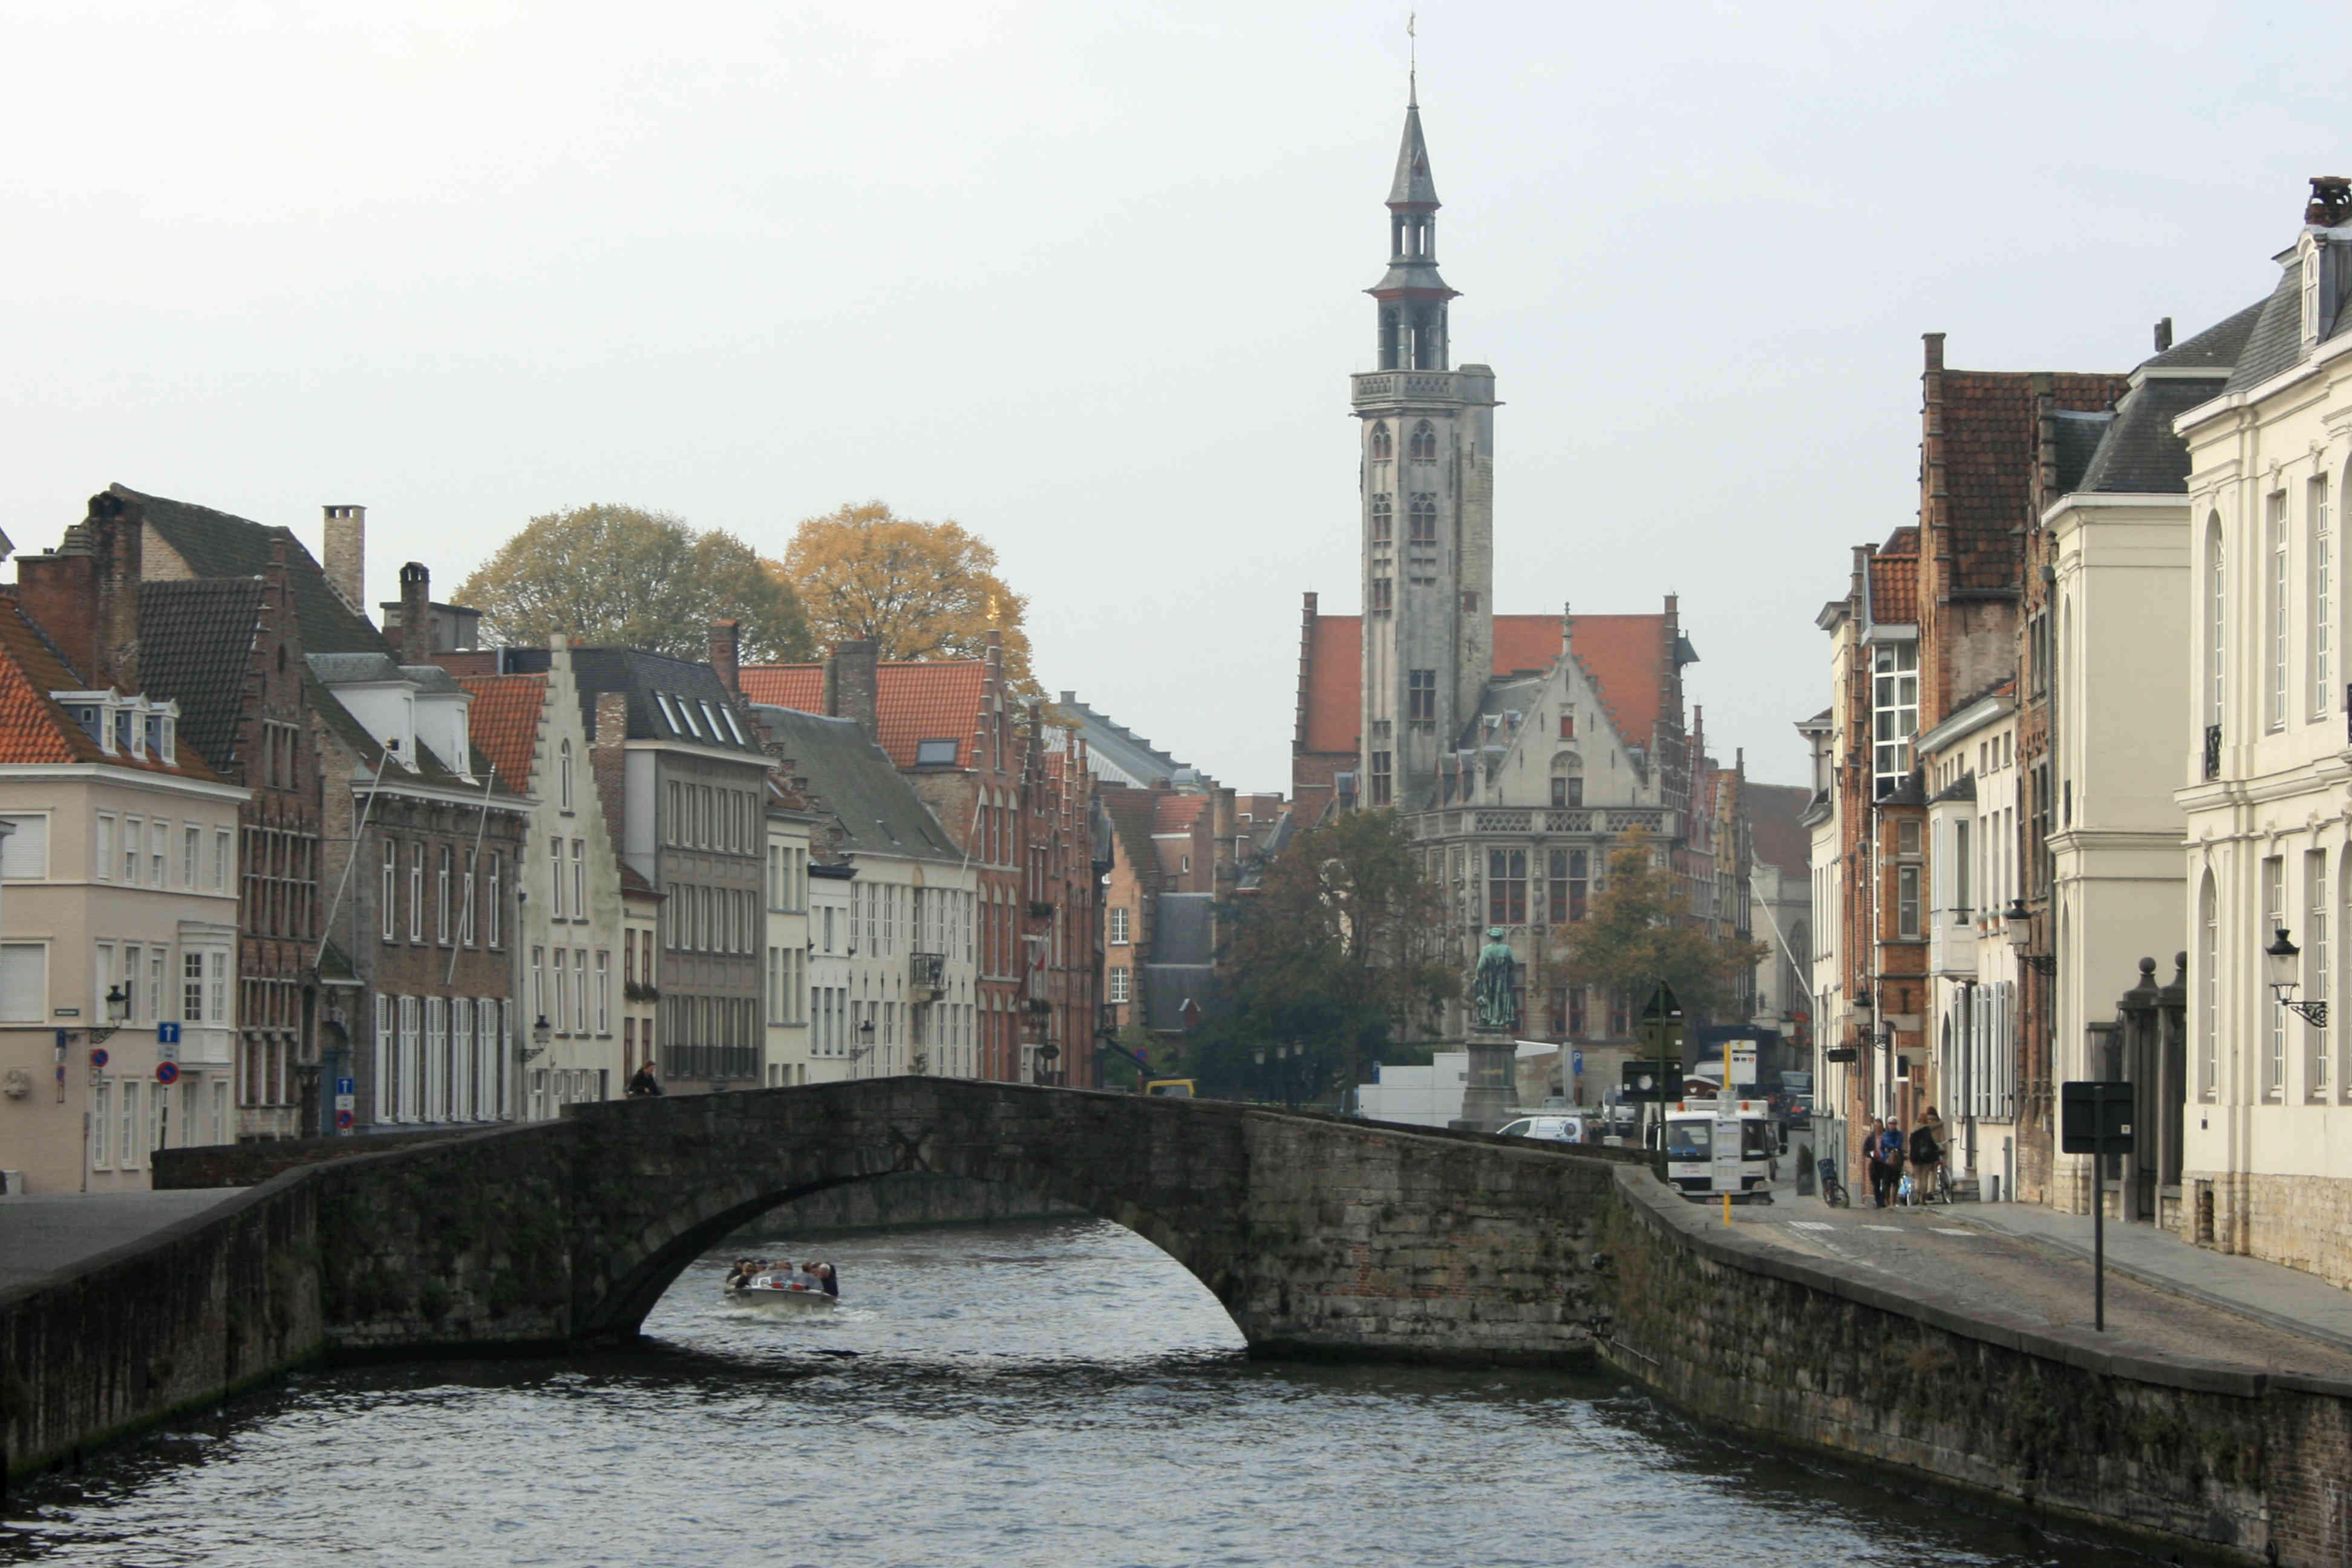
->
(2, 1219, 2148, 1567)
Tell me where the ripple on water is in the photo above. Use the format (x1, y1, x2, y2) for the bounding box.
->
(3, 1218, 2149, 1567)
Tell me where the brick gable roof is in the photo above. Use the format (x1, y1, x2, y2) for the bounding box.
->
(1869, 529, 1920, 624)
(739, 660, 991, 769)
(0, 595, 220, 779)
(457, 674, 547, 789)
(1936, 372, 2126, 593)
(1152, 793, 1209, 833)
(1300, 612, 1672, 757)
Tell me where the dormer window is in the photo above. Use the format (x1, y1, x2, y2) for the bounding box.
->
(2302, 230, 2344, 349)
(73, 704, 105, 749)
(916, 738, 958, 766)
(720, 707, 747, 745)
(655, 692, 683, 734)
(113, 708, 134, 756)
(143, 712, 165, 760)
(679, 699, 706, 740)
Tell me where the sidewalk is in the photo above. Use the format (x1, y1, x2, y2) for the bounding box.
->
(0, 1189, 246, 1292)
(1956, 1201, 2352, 1356)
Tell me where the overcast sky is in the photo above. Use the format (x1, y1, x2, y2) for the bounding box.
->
(3, 1, 2337, 791)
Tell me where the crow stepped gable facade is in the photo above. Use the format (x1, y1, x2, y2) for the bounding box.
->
(1294, 85, 1760, 1051)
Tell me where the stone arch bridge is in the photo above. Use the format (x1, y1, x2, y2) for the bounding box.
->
(307, 1078, 1627, 1365)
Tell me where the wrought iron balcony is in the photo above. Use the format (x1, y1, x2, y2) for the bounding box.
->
(2203, 723, 2222, 782)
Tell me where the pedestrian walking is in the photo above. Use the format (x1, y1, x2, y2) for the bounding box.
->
(1863, 1117, 1888, 1208)
(1870, 1119, 1904, 1208)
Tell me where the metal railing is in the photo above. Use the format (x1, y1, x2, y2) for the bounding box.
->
(2202, 722, 2222, 781)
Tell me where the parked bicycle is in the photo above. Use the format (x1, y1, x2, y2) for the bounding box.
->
(1815, 1155, 1849, 1208)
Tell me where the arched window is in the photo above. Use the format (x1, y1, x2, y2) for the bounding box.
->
(1410, 420, 1438, 462)
(1408, 494, 1438, 543)
(1369, 494, 1393, 543)
(559, 739, 574, 812)
(2198, 869, 2218, 1100)
(1369, 422, 1393, 461)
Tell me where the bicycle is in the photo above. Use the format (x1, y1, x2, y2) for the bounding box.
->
(1815, 1155, 1849, 1209)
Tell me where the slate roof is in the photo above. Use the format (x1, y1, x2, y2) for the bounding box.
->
(748, 704, 961, 863)
(2050, 411, 2115, 496)
(1387, 100, 1440, 207)
(2224, 263, 2318, 394)
(0, 595, 221, 779)
(1052, 693, 1197, 789)
(505, 646, 767, 759)
(137, 577, 264, 777)
(2151, 299, 2267, 370)
(457, 674, 547, 789)
(737, 660, 990, 770)
(1300, 612, 1676, 759)
(1152, 893, 1215, 965)
(109, 485, 392, 657)
(1745, 782, 1811, 876)
(2076, 379, 2223, 495)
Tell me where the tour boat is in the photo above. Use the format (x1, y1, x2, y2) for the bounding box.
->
(724, 1270, 839, 1308)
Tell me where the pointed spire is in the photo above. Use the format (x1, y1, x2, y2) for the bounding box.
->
(1387, 100, 1439, 210)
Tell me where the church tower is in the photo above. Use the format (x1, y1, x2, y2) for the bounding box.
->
(1354, 82, 1496, 811)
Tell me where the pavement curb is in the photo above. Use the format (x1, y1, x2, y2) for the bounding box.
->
(1947, 1214, 2352, 1361)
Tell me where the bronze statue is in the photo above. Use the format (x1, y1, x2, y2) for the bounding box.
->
(1473, 927, 1519, 1033)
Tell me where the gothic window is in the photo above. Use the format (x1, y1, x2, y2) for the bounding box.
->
(1370, 577, 1393, 613)
(1550, 776, 1583, 808)
(1370, 751, 1393, 806)
(1409, 420, 1437, 462)
(1370, 423, 1393, 461)
(1487, 850, 1526, 925)
(1408, 494, 1437, 543)
(1370, 494, 1393, 544)
(1407, 669, 1436, 722)
(1548, 849, 1587, 924)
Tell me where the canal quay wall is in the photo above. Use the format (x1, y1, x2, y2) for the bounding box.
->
(0, 1168, 325, 1487)
(1596, 1165, 2352, 1567)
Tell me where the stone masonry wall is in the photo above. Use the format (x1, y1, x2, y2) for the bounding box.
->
(2, 1171, 325, 1481)
(2177, 1166, 2352, 1293)
(1598, 1166, 2352, 1567)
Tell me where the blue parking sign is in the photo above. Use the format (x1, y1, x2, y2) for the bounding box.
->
(1572, 1049, 1584, 1074)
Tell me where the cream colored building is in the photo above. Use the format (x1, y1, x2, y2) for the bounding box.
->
(2175, 186, 2352, 1285)
(762, 790, 814, 1085)
(0, 645, 247, 1192)
(1918, 693, 2024, 1198)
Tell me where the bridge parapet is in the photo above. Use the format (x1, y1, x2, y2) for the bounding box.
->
(295, 1079, 1622, 1367)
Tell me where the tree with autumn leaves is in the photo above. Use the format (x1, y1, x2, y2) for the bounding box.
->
(1552, 825, 1766, 1028)
(774, 501, 1037, 694)
(459, 498, 1038, 690)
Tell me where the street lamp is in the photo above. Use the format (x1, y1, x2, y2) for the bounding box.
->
(852, 1018, 877, 1077)
(523, 1014, 552, 1063)
(2005, 896, 2056, 976)
(2267, 928, 2328, 1026)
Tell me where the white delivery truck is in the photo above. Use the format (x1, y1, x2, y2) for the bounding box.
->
(1662, 1096, 1778, 1203)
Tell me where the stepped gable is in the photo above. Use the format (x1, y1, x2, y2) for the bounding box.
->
(1097, 785, 1164, 889)
(108, 484, 393, 656)
(457, 673, 548, 788)
(0, 595, 219, 779)
(137, 577, 266, 774)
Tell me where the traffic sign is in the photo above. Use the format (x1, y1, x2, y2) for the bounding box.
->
(334, 1093, 356, 1112)
(335, 1108, 355, 1131)
(157, 1022, 181, 1045)
(89, 1047, 109, 1070)
(1571, 1049, 1584, 1074)
(154, 1062, 180, 1086)
(335, 1076, 356, 1097)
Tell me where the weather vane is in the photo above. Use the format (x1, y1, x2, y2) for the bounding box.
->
(1408, 12, 1417, 102)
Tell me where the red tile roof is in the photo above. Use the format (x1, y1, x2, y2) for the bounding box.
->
(458, 674, 547, 791)
(1299, 612, 1672, 757)
(0, 596, 221, 779)
(1938, 371, 2126, 593)
(740, 661, 990, 769)
(1869, 554, 1919, 624)
(1153, 793, 1210, 833)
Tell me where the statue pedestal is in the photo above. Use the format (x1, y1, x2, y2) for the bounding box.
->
(1449, 1030, 1518, 1132)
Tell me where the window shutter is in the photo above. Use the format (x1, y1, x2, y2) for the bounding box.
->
(0, 944, 45, 1022)
(0, 817, 48, 879)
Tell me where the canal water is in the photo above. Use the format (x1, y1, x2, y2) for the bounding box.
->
(3, 1217, 2158, 1567)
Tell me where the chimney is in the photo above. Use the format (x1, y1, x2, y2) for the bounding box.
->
(2308, 176, 2352, 228)
(396, 562, 431, 664)
(2154, 317, 2175, 353)
(14, 503, 103, 683)
(709, 618, 741, 695)
(595, 690, 628, 748)
(322, 505, 365, 609)
(590, 690, 630, 849)
(96, 498, 143, 693)
(822, 639, 879, 739)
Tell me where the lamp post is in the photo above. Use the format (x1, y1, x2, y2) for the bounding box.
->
(2267, 928, 2329, 1025)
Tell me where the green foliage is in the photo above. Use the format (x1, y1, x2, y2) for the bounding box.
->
(459, 503, 812, 662)
(1553, 825, 1768, 1025)
(1192, 811, 1455, 1100)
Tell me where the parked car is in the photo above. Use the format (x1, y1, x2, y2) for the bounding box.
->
(1495, 1115, 1587, 1145)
